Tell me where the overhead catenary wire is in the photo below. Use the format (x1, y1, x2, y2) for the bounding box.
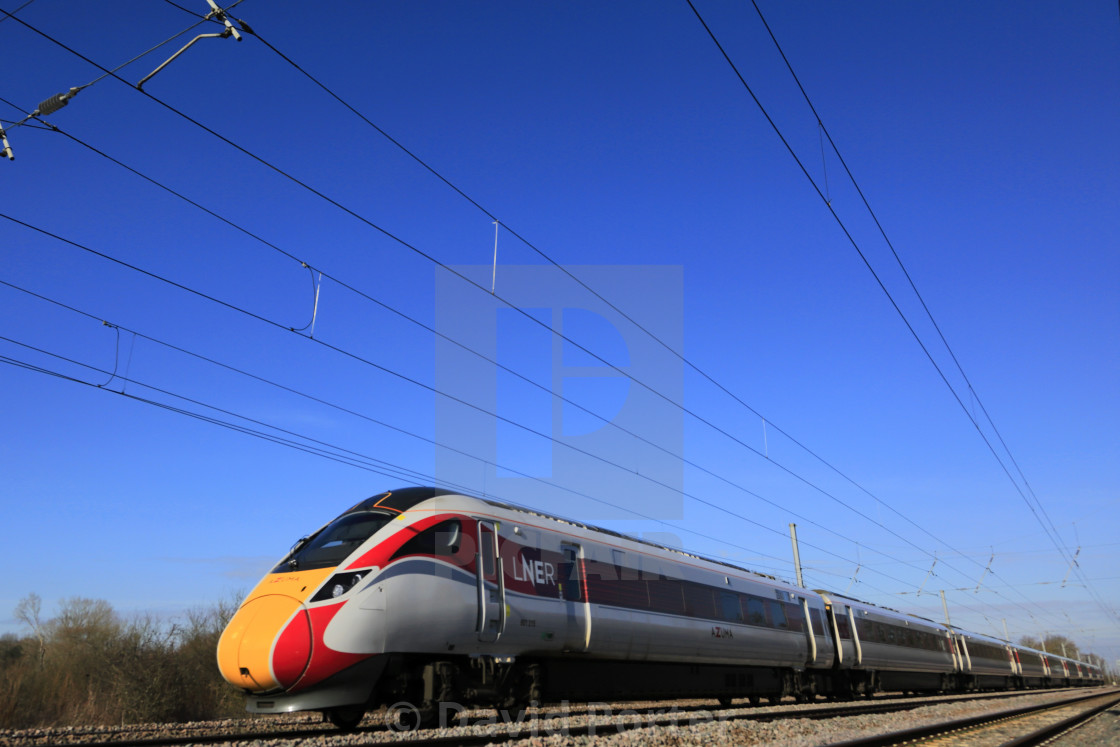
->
(0, 276, 801, 576)
(0, 104, 908, 576)
(683, 0, 1119, 629)
(1, 211, 931, 594)
(214, 14, 1027, 590)
(0, 7, 1106, 636)
(0, 8, 212, 133)
(0, 214, 1082, 636)
(0, 113, 970, 584)
(0, 42, 1002, 604)
(0, 326, 874, 590)
(0, 12, 1008, 597)
(743, 0, 1109, 623)
(0, 19, 1086, 630)
(8, 283, 1090, 633)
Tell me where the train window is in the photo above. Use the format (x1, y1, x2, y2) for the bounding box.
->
(834, 613, 851, 639)
(683, 583, 715, 619)
(810, 608, 825, 636)
(274, 511, 393, 572)
(645, 576, 683, 614)
(768, 600, 788, 629)
(390, 519, 463, 560)
(479, 524, 497, 579)
(745, 597, 767, 626)
(559, 545, 582, 601)
(719, 592, 742, 622)
(785, 603, 804, 632)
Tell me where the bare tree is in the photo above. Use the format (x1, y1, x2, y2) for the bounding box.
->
(13, 593, 45, 667)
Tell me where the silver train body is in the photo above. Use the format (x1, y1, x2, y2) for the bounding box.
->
(216, 488, 1104, 728)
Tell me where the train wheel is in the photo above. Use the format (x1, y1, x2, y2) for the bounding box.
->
(717, 696, 733, 708)
(326, 704, 365, 731)
(767, 694, 781, 706)
(748, 694, 761, 707)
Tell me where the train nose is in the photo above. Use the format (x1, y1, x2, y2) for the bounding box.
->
(217, 594, 312, 693)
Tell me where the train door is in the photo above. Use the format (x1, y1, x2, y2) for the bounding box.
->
(476, 520, 506, 643)
(559, 542, 590, 652)
(957, 635, 973, 672)
(846, 605, 863, 666)
(798, 596, 817, 665)
(823, 603, 843, 666)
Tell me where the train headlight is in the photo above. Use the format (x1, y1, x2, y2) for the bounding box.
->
(311, 570, 370, 603)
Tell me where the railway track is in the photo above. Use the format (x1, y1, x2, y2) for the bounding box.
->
(5, 688, 1113, 746)
(829, 688, 1120, 746)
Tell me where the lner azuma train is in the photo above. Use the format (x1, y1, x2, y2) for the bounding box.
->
(216, 488, 1104, 729)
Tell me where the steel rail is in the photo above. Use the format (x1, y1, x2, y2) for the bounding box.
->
(826, 688, 1120, 747)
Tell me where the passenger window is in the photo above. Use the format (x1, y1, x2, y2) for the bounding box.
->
(745, 597, 767, 626)
(810, 608, 825, 636)
(719, 592, 742, 622)
(479, 523, 497, 580)
(786, 603, 804, 632)
(560, 545, 582, 601)
(768, 600, 788, 629)
(390, 519, 463, 560)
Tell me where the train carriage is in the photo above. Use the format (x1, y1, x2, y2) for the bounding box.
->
(217, 488, 1104, 729)
(1012, 645, 1049, 688)
(218, 488, 836, 726)
(819, 593, 956, 694)
(952, 630, 1016, 690)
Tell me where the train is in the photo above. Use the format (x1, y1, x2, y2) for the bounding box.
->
(216, 487, 1104, 729)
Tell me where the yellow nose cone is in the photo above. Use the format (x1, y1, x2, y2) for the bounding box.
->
(217, 594, 306, 692)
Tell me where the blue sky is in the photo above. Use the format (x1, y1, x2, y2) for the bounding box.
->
(2, 1, 1117, 666)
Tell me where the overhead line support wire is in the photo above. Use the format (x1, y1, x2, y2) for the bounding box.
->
(745, 0, 1077, 588)
(0, 211, 921, 590)
(8, 11, 1067, 613)
(0, 17, 980, 588)
(684, 0, 1082, 581)
(0, 7, 1102, 636)
(0, 315, 821, 583)
(0, 346, 461, 489)
(137, 0, 243, 90)
(233, 16, 1001, 584)
(747, 3, 1115, 628)
(0, 6, 215, 158)
(0, 276, 790, 568)
(1, 117, 918, 575)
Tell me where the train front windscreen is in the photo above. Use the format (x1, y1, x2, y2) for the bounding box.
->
(274, 511, 393, 572)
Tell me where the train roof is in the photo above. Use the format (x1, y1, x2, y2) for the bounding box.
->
(343, 487, 457, 515)
(351, 489, 1100, 667)
(361, 487, 787, 586)
(474, 493, 788, 585)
